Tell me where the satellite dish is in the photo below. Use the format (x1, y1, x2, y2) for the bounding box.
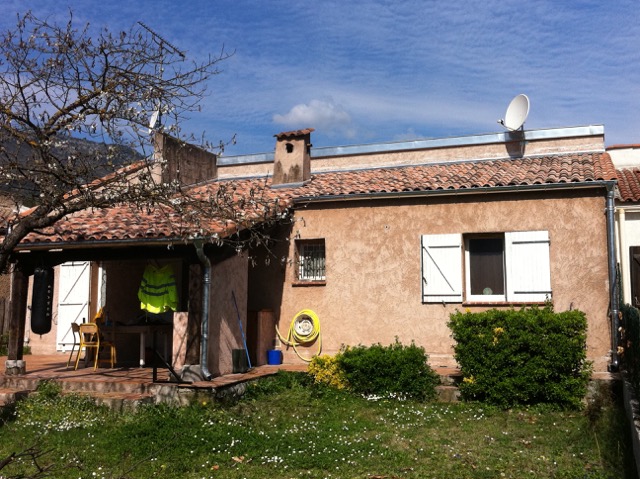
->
(499, 94, 529, 131)
(148, 109, 160, 134)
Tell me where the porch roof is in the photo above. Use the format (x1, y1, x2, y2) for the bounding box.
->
(18, 151, 616, 247)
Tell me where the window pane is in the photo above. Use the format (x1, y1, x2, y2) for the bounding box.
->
(298, 241, 326, 281)
(469, 237, 504, 295)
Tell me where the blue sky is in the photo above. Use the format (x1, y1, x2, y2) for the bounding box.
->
(2, 1, 639, 155)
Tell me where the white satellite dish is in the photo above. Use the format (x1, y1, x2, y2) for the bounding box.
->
(148, 109, 160, 134)
(499, 94, 530, 131)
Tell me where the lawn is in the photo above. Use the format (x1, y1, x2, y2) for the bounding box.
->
(0, 372, 634, 478)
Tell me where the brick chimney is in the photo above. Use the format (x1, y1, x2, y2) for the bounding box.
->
(271, 128, 314, 187)
(153, 132, 217, 186)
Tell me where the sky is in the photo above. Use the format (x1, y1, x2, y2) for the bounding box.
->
(2, 1, 639, 156)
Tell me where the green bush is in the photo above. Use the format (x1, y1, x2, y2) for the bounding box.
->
(308, 354, 349, 390)
(336, 339, 440, 400)
(448, 305, 591, 409)
(0, 334, 31, 356)
(621, 303, 640, 389)
(244, 371, 312, 399)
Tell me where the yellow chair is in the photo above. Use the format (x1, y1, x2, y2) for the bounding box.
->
(74, 322, 117, 370)
(66, 322, 82, 369)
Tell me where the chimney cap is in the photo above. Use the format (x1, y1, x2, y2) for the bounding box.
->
(274, 128, 315, 140)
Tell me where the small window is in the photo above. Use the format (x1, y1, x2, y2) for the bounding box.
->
(296, 239, 325, 281)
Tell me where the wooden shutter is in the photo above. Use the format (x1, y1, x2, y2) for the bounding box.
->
(505, 231, 551, 302)
(421, 234, 462, 303)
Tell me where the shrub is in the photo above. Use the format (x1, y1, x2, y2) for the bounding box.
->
(0, 334, 31, 356)
(308, 354, 349, 390)
(621, 303, 640, 389)
(449, 305, 591, 409)
(244, 371, 312, 399)
(336, 339, 440, 400)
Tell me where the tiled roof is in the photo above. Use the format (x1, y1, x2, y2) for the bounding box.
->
(279, 153, 616, 198)
(21, 178, 292, 245)
(616, 168, 640, 202)
(19, 152, 616, 246)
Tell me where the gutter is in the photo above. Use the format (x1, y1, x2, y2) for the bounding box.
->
(194, 241, 213, 381)
(606, 184, 620, 371)
(14, 237, 189, 252)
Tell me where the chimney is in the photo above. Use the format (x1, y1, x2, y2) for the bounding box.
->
(153, 132, 217, 186)
(271, 128, 314, 187)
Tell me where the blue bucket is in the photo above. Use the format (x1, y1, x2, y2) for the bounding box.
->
(267, 349, 283, 365)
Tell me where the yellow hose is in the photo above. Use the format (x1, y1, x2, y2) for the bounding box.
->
(276, 309, 322, 362)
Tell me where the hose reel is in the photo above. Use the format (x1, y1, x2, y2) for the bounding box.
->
(276, 309, 321, 362)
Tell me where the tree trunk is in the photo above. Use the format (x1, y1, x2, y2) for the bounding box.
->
(6, 266, 29, 375)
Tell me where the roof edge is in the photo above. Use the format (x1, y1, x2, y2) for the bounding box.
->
(219, 125, 605, 166)
(292, 180, 614, 204)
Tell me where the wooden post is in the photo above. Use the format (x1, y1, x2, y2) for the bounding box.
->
(6, 266, 29, 375)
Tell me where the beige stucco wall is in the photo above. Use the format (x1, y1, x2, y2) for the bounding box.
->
(207, 253, 249, 376)
(617, 209, 640, 304)
(272, 189, 611, 372)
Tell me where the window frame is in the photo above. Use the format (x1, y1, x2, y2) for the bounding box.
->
(464, 234, 506, 302)
(295, 239, 326, 283)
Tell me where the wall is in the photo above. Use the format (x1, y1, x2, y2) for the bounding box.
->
(23, 268, 58, 355)
(271, 189, 611, 372)
(618, 210, 640, 304)
(102, 259, 184, 366)
(208, 253, 249, 375)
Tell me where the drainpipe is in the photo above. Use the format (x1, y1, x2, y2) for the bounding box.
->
(606, 184, 620, 372)
(194, 241, 213, 380)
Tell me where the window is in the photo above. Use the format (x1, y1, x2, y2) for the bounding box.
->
(421, 230, 551, 303)
(466, 235, 505, 301)
(296, 239, 326, 282)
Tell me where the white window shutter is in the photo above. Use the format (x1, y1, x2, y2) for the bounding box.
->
(505, 231, 552, 302)
(421, 234, 463, 303)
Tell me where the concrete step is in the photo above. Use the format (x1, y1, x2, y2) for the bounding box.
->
(78, 391, 156, 412)
(58, 378, 148, 395)
(436, 385, 460, 402)
(0, 388, 33, 406)
(0, 376, 41, 391)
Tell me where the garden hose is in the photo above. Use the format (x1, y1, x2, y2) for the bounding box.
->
(276, 309, 322, 362)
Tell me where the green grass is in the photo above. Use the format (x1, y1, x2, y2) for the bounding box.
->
(0, 373, 634, 478)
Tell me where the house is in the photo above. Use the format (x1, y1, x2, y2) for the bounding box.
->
(4, 125, 620, 377)
(609, 145, 640, 307)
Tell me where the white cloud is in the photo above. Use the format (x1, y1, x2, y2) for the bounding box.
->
(273, 99, 353, 136)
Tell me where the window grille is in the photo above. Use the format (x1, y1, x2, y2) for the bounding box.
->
(297, 240, 326, 281)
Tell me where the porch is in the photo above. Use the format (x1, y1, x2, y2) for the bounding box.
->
(0, 354, 309, 411)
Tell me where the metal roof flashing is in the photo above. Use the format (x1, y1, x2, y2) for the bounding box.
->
(219, 125, 605, 168)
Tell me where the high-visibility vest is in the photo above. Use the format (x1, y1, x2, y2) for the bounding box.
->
(138, 264, 178, 314)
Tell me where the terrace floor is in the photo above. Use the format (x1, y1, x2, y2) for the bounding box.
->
(0, 353, 312, 409)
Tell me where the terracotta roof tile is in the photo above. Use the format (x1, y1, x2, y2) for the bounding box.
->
(617, 168, 640, 202)
(20, 152, 616, 246)
(274, 152, 616, 198)
(274, 128, 314, 139)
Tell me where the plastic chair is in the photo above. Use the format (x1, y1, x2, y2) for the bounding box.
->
(74, 322, 117, 370)
(66, 322, 81, 369)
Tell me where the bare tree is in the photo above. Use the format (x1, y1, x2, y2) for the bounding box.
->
(0, 10, 245, 272)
